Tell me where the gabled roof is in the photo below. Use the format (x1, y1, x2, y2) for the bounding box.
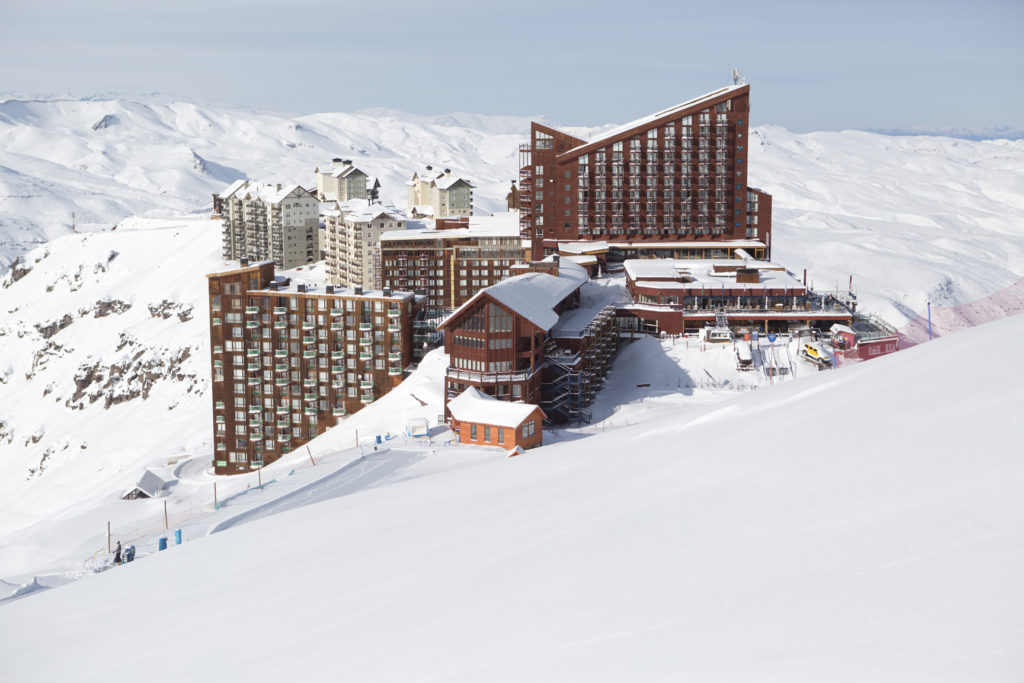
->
(226, 181, 312, 205)
(447, 387, 543, 428)
(345, 204, 406, 224)
(217, 178, 248, 199)
(121, 469, 167, 499)
(435, 175, 473, 191)
(439, 258, 588, 332)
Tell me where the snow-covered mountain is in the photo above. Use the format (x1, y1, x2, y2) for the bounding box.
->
(2, 96, 1022, 323)
(2, 96, 1024, 678)
(0, 98, 532, 268)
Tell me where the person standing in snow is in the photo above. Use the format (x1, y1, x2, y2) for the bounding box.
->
(114, 540, 122, 565)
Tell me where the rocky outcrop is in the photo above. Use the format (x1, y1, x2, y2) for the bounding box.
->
(92, 299, 131, 318)
(66, 341, 199, 411)
(34, 314, 74, 339)
(147, 300, 194, 322)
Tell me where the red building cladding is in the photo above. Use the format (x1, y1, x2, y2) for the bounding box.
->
(519, 84, 772, 262)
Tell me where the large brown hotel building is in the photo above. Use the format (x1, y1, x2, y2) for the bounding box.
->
(207, 260, 422, 475)
(520, 84, 772, 262)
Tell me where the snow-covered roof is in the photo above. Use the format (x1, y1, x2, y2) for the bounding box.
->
(564, 254, 598, 267)
(558, 241, 610, 255)
(330, 165, 365, 179)
(447, 387, 542, 428)
(345, 204, 406, 224)
(440, 258, 587, 332)
(121, 469, 167, 499)
(224, 181, 310, 205)
(217, 178, 248, 199)
(550, 280, 622, 338)
(379, 212, 519, 242)
(206, 260, 275, 277)
(435, 175, 473, 191)
(831, 323, 855, 335)
(624, 258, 804, 291)
(568, 84, 745, 154)
(411, 204, 434, 215)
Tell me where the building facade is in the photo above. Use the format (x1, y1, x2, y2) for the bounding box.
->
(447, 387, 545, 451)
(217, 180, 320, 270)
(315, 159, 371, 202)
(617, 258, 853, 335)
(323, 202, 406, 291)
(407, 166, 474, 218)
(518, 84, 773, 262)
(206, 260, 422, 475)
(438, 257, 618, 425)
(378, 214, 524, 314)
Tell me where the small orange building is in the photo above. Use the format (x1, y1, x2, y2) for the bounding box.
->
(447, 387, 545, 451)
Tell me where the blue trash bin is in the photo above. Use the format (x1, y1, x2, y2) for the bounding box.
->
(157, 537, 167, 551)
(174, 529, 182, 545)
(375, 435, 382, 445)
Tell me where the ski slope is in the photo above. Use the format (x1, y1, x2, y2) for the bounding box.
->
(2, 314, 1023, 681)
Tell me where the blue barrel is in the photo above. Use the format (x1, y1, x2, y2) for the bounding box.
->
(174, 529, 182, 545)
(375, 435, 382, 445)
(158, 537, 167, 551)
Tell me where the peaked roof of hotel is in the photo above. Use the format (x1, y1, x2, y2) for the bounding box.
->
(439, 258, 588, 332)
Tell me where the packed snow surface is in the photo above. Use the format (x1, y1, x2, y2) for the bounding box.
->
(2, 315, 1024, 681)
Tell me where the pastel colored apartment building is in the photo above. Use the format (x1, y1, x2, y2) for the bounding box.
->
(322, 201, 407, 291)
(216, 180, 320, 269)
(407, 166, 474, 218)
(518, 83, 772, 265)
(315, 159, 375, 202)
(206, 259, 423, 475)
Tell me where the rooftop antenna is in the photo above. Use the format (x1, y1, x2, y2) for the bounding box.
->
(731, 68, 747, 86)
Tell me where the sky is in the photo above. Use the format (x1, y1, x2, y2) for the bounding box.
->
(1, 0, 1022, 133)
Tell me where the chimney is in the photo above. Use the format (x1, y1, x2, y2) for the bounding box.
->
(297, 283, 306, 293)
(332, 157, 343, 165)
(443, 168, 451, 174)
(354, 285, 363, 295)
(326, 285, 335, 294)
(240, 257, 249, 267)
(343, 159, 352, 166)
(276, 183, 281, 191)
(425, 165, 432, 171)
(382, 286, 391, 297)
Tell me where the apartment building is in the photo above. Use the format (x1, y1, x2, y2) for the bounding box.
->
(323, 201, 407, 291)
(518, 83, 772, 263)
(217, 180, 319, 269)
(437, 257, 618, 425)
(377, 213, 523, 314)
(315, 159, 372, 202)
(406, 166, 474, 218)
(206, 259, 423, 475)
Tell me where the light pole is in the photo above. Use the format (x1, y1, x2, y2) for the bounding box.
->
(927, 300, 932, 341)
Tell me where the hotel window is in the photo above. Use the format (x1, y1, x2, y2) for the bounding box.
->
(484, 426, 491, 441)
(498, 428, 504, 445)
(470, 424, 477, 440)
